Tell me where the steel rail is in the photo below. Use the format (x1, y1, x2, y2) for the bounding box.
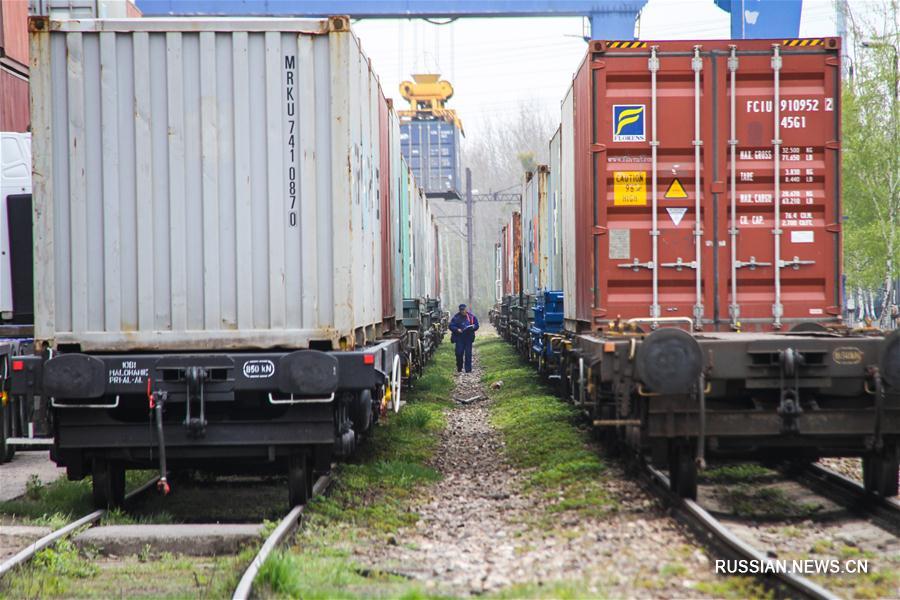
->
(0, 476, 159, 578)
(799, 463, 900, 528)
(645, 465, 840, 600)
(232, 473, 334, 600)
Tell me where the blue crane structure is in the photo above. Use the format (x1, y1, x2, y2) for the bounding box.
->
(136, 0, 803, 40)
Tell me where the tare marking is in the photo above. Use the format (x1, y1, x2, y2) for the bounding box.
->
(243, 359, 275, 379)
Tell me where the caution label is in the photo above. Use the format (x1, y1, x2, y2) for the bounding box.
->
(613, 171, 647, 206)
(665, 178, 688, 199)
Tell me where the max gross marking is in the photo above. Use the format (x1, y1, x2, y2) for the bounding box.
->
(715, 559, 869, 575)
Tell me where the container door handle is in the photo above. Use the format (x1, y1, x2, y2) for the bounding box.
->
(618, 259, 655, 272)
(778, 257, 815, 270)
(660, 258, 698, 271)
(735, 256, 773, 269)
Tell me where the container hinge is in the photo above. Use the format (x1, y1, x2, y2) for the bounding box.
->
(735, 256, 772, 270)
(660, 258, 697, 271)
(692, 304, 704, 328)
(779, 257, 815, 270)
(727, 52, 739, 72)
(618, 259, 655, 272)
(826, 222, 842, 233)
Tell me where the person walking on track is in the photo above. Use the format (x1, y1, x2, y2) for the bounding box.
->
(449, 304, 479, 373)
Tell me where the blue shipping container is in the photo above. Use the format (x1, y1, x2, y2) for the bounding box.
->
(400, 119, 461, 199)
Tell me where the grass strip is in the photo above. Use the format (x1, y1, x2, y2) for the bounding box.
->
(254, 343, 456, 599)
(0, 470, 158, 526)
(475, 336, 616, 517)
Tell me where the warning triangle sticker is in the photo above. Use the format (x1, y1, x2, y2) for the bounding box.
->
(665, 178, 688, 199)
(666, 207, 687, 226)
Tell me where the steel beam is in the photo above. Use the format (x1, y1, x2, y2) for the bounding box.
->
(136, 0, 648, 39)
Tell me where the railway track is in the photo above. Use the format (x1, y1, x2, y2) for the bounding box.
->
(796, 463, 900, 531)
(644, 464, 840, 600)
(0, 476, 160, 578)
(232, 472, 333, 599)
(0, 471, 334, 599)
(644, 458, 900, 600)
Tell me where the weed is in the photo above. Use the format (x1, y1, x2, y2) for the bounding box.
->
(25, 474, 44, 500)
(660, 562, 688, 578)
(138, 544, 152, 563)
(0, 539, 98, 598)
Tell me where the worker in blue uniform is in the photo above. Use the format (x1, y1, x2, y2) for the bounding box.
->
(449, 304, 479, 373)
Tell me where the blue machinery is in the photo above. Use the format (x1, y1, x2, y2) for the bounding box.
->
(137, 0, 804, 40)
(530, 290, 563, 369)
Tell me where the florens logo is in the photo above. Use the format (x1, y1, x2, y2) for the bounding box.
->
(613, 105, 646, 142)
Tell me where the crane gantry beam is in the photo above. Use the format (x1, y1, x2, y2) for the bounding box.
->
(136, 0, 648, 39)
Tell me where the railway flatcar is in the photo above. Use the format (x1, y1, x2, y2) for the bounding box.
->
(9, 16, 442, 507)
(500, 37, 900, 501)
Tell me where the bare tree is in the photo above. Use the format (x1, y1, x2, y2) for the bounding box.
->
(457, 99, 557, 315)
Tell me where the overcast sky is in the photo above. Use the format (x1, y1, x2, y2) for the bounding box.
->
(352, 0, 849, 134)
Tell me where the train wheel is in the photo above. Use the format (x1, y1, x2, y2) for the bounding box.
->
(668, 442, 698, 500)
(0, 400, 16, 464)
(288, 453, 312, 506)
(92, 456, 125, 508)
(863, 446, 899, 497)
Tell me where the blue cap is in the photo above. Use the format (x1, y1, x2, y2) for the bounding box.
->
(458, 304, 467, 310)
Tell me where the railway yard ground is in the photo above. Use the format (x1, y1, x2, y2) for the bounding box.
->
(0, 333, 898, 598)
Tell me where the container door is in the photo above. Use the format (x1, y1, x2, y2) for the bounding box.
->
(594, 48, 717, 328)
(719, 45, 841, 330)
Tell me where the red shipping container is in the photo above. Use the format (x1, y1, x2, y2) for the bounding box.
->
(503, 211, 522, 296)
(562, 38, 841, 332)
(0, 0, 28, 70)
(0, 65, 28, 132)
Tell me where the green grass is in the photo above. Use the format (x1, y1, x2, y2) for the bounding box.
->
(476, 336, 616, 517)
(720, 484, 824, 519)
(694, 576, 774, 599)
(486, 580, 599, 599)
(0, 470, 155, 526)
(255, 344, 457, 599)
(0, 544, 252, 599)
(701, 463, 776, 484)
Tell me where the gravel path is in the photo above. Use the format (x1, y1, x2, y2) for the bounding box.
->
(356, 350, 722, 597)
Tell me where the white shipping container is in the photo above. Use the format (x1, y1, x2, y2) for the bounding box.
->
(547, 127, 563, 291)
(30, 17, 387, 351)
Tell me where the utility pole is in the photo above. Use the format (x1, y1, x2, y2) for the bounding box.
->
(466, 168, 474, 308)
